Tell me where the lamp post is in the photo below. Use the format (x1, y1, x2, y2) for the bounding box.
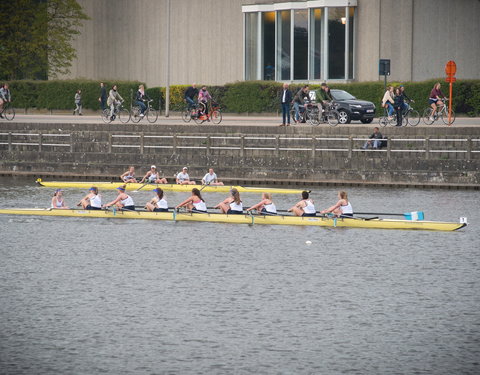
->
(165, 0, 171, 117)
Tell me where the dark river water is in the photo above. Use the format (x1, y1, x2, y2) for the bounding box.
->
(0, 177, 479, 374)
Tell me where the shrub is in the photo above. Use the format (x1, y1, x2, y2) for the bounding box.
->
(4, 78, 480, 116)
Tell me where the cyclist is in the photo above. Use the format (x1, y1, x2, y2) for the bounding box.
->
(316, 83, 333, 119)
(382, 85, 395, 120)
(107, 84, 124, 121)
(198, 86, 212, 118)
(135, 84, 151, 117)
(0, 83, 12, 118)
(428, 82, 447, 122)
(293, 85, 309, 123)
(184, 83, 198, 110)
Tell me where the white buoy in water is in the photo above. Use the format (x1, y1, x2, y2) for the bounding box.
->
(305, 240, 312, 245)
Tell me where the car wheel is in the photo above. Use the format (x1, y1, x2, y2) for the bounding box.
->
(338, 110, 351, 124)
(361, 118, 373, 124)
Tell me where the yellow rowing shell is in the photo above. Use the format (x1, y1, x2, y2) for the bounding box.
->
(0, 208, 466, 231)
(35, 179, 306, 194)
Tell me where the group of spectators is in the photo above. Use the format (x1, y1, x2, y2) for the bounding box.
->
(279, 82, 333, 126)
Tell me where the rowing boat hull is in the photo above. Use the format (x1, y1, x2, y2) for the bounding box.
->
(36, 179, 305, 194)
(0, 208, 466, 231)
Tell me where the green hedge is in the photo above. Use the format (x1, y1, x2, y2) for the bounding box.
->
(5, 79, 480, 116)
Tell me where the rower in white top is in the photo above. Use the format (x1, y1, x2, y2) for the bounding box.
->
(176, 167, 196, 185)
(140, 165, 168, 184)
(246, 192, 277, 215)
(120, 166, 137, 183)
(320, 191, 354, 218)
(201, 168, 224, 186)
(77, 186, 102, 210)
(288, 191, 316, 217)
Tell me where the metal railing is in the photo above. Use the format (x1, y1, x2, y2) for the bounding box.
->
(1, 132, 479, 160)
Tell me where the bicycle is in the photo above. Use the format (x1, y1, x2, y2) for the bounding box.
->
(101, 101, 130, 124)
(290, 103, 307, 124)
(131, 99, 158, 123)
(378, 107, 407, 127)
(0, 102, 15, 121)
(402, 100, 420, 126)
(320, 102, 340, 127)
(182, 102, 198, 123)
(423, 98, 455, 125)
(194, 100, 222, 125)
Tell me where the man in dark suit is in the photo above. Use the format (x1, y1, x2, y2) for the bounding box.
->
(99, 82, 107, 111)
(279, 83, 292, 126)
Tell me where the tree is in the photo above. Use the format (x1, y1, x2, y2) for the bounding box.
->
(0, 0, 88, 80)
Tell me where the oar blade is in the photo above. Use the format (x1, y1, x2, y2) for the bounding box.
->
(404, 211, 424, 221)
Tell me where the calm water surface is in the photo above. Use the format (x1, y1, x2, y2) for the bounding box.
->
(0, 177, 479, 374)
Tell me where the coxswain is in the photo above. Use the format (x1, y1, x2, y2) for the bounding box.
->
(103, 185, 135, 211)
(176, 167, 196, 185)
(120, 166, 137, 183)
(77, 186, 102, 210)
(201, 168, 224, 186)
(288, 191, 316, 217)
(215, 188, 243, 214)
(51, 189, 69, 209)
(176, 188, 207, 213)
(140, 165, 168, 184)
(146, 188, 169, 212)
(320, 191, 353, 218)
(246, 192, 277, 215)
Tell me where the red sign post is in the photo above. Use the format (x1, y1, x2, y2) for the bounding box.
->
(445, 61, 456, 125)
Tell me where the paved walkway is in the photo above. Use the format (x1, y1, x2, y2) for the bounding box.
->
(5, 113, 480, 127)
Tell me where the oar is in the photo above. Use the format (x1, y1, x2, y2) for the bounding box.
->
(199, 179, 213, 192)
(354, 211, 424, 220)
(134, 181, 152, 192)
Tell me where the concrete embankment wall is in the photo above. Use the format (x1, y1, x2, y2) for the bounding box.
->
(1, 122, 479, 189)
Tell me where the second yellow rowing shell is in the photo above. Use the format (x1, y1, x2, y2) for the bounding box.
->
(0, 208, 467, 231)
(36, 179, 307, 194)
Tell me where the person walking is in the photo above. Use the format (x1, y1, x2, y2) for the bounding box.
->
(279, 83, 292, 126)
(393, 87, 404, 126)
(73, 89, 82, 115)
(99, 82, 107, 111)
(0, 83, 12, 118)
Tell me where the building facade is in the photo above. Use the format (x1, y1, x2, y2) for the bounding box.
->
(66, 0, 479, 87)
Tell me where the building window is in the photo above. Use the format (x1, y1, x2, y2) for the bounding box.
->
(243, 2, 356, 82)
(245, 12, 258, 80)
(328, 7, 345, 79)
(310, 8, 323, 80)
(263, 12, 276, 80)
(278, 10, 291, 81)
(293, 9, 308, 80)
(348, 7, 355, 80)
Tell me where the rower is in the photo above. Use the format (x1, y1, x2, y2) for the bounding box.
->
(51, 189, 69, 209)
(246, 193, 277, 215)
(176, 167, 196, 185)
(320, 191, 353, 218)
(103, 185, 135, 211)
(146, 188, 169, 212)
(202, 168, 224, 186)
(215, 188, 243, 214)
(176, 188, 207, 213)
(120, 166, 137, 183)
(77, 186, 102, 210)
(140, 165, 168, 184)
(288, 191, 316, 217)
